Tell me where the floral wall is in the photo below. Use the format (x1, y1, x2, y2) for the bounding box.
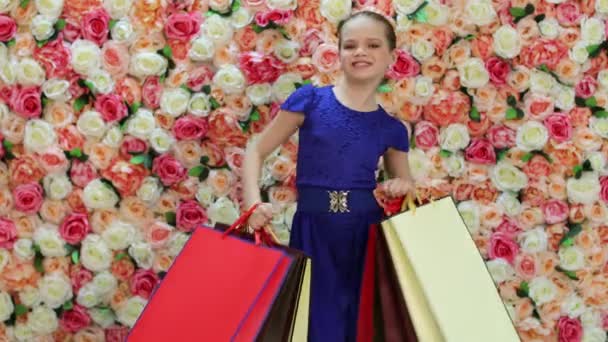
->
(0, 0, 607, 340)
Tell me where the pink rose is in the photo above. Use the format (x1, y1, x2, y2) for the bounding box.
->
(0, 15, 17, 42)
(101, 41, 130, 78)
(542, 199, 569, 224)
(514, 254, 537, 280)
(0, 217, 17, 249)
(120, 136, 148, 157)
(465, 138, 496, 165)
(557, 316, 582, 342)
(602, 312, 608, 330)
(544, 112, 572, 143)
(70, 160, 98, 188)
(413, 121, 439, 150)
(519, 39, 568, 69)
(186, 66, 214, 92)
(387, 49, 420, 80)
(152, 154, 187, 186)
(172, 115, 209, 141)
(599, 176, 608, 203)
(238, 52, 285, 84)
(575, 75, 598, 98)
(176, 199, 207, 232)
(37, 147, 70, 174)
(524, 93, 554, 121)
(13, 86, 42, 119)
(60, 304, 91, 333)
(95, 94, 128, 123)
(33, 37, 72, 78)
(300, 28, 324, 57)
(165, 12, 202, 41)
(142, 77, 163, 109)
(13, 183, 44, 214)
(311, 43, 341, 73)
(556, 1, 582, 27)
(62, 19, 81, 42)
(106, 326, 130, 342)
(254, 9, 293, 27)
(81, 8, 111, 46)
(130, 269, 160, 299)
(71, 267, 93, 293)
(59, 213, 90, 245)
(495, 217, 521, 239)
(488, 232, 519, 265)
(487, 125, 516, 149)
(485, 57, 510, 85)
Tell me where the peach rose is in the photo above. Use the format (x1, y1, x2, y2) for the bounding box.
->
(420, 56, 447, 81)
(518, 207, 544, 230)
(268, 186, 297, 207)
(144, 221, 174, 249)
(90, 209, 119, 234)
(119, 197, 154, 226)
(115, 77, 142, 106)
(9, 155, 45, 186)
(569, 203, 585, 223)
(173, 140, 204, 169)
(311, 43, 340, 74)
(86, 142, 117, 171)
(57, 126, 86, 152)
(43, 102, 75, 128)
(40, 199, 69, 225)
(207, 169, 234, 197)
(0, 189, 13, 216)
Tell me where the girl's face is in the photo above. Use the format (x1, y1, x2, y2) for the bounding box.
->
(339, 16, 394, 84)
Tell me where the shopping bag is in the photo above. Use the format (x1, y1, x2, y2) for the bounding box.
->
(380, 196, 520, 342)
(127, 205, 298, 342)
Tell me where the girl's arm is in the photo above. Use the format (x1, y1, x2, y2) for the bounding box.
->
(381, 148, 416, 198)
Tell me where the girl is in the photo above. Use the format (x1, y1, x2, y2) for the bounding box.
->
(243, 10, 415, 342)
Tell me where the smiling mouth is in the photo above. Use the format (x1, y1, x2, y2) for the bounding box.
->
(352, 61, 373, 68)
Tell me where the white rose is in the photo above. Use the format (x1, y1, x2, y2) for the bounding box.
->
(457, 200, 481, 234)
(581, 17, 605, 45)
(394, 0, 424, 15)
(425, 0, 449, 26)
(598, 69, 608, 89)
(516, 121, 549, 152)
(283, 202, 297, 226)
(0, 248, 9, 273)
(148, 128, 175, 153)
(103, 0, 132, 18)
(167, 232, 190, 257)
(88, 69, 115, 94)
(83, 179, 119, 210)
(126, 108, 156, 139)
(581, 309, 602, 329)
(539, 18, 560, 39)
(38, 272, 73, 309)
(208, 197, 239, 225)
(528, 276, 557, 305)
(272, 73, 303, 103)
(33, 226, 67, 257)
(81, 235, 113, 272)
(530, 70, 556, 95)
(160, 88, 190, 117)
(561, 294, 586, 318)
(0, 59, 17, 85)
(408, 148, 431, 181)
(552, 84, 575, 110)
(493, 25, 522, 59)
(559, 245, 586, 271)
(102, 125, 123, 148)
(17, 57, 46, 86)
(597, 0, 608, 14)
(458, 58, 489, 88)
(320, 0, 352, 23)
(587, 151, 607, 174)
(116, 296, 147, 327)
(413, 76, 434, 102)
(583, 328, 607, 342)
(213, 64, 246, 95)
(203, 15, 234, 44)
(128, 242, 154, 269)
(465, 0, 497, 26)
(89, 307, 116, 328)
(519, 227, 548, 253)
(231, 7, 253, 29)
(42, 78, 71, 101)
(443, 153, 467, 177)
(491, 161, 529, 192)
(567, 172, 601, 204)
(102, 220, 136, 250)
(14, 238, 34, 260)
(395, 14, 413, 32)
(77, 110, 107, 138)
(19, 286, 41, 308)
(30, 15, 55, 41)
(274, 39, 300, 64)
(196, 183, 215, 207)
(137, 177, 163, 204)
(70, 40, 102, 76)
(0, 102, 8, 121)
(129, 52, 168, 79)
(13, 322, 35, 342)
(439, 123, 470, 152)
(497, 192, 523, 217)
(411, 39, 435, 62)
(76, 283, 100, 308)
(43, 173, 72, 200)
(267, 0, 296, 10)
(92, 271, 118, 296)
(24, 119, 57, 153)
(28, 305, 58, 335)
(111, 19, 134, 42)
(189, 35, 215, 62)
(590, 116, 608, 138)
(188, 93, 212, 117)
(570, 40, 590, 64)
(486, 258, 516, 284)
(35, 0, 63, 18)
(0, 291, 13, 322)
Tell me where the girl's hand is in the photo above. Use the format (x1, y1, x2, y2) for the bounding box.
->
(380, 178, 415, 198)
(248, 203, 274, 231)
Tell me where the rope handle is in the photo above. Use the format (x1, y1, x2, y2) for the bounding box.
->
(221, 203, 280, 246)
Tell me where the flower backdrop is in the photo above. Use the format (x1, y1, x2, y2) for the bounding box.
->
(0, 0, 608, 340)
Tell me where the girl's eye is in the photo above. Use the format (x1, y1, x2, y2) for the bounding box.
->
(344, 45, 355, 49)
(369, 44, 380, 48)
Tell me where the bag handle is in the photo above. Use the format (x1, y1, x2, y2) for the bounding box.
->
(221, 203, 280, 246)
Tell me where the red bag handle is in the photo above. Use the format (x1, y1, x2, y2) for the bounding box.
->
(221, 203, 279, 246)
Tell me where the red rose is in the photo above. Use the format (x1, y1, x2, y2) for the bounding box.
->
(556, 1, 582, 27)
(487, 125, 516, 149)
(60, 304, 91, 333)
(488, 232, 519, 265)
(186, 66, 214, 92)
(81, 8, 111, 46)
(130, 269, 160, 299)
(300, 28, 324, 57)
(0, 15, 16, 42)
(557, 316, 582, 342)
(59, 213, 90, 245)
(33, 37, 72, 78)
(495, 217, 521, 239)
(95, 94, 128, 123)
(0, 217, 17, 249)
(423, 90, 470, 126)
(120, 136, 148, 157)
(100, 159, 148, 197)
(574, 75, 598, 98)
(70, 266, 93, 293)
(599, 176, 608, 203)
(413, 121, 439, 150)
(142, 77, 163, 109)
(176, 199, 207, 232)
(152, 154, 187, 186)
(70, 160, 98, 188)
(106, 325, 129, 342)
(485, 57, 510, 85)
(12, 183, 44, 214)
(542, 199, 569, 224)
(387, 49, 420, 80)
(13, 86, 42, 119)
(238, 52, 285, 84)
(165, 12, 202, 41)
(172, 115, 209, 141)
(465, 138, 496, 165)
(544, 112, 572, 143)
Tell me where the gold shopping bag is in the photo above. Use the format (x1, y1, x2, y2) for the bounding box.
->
(292, 258, 311, 341)
(380, 196, 520, 342)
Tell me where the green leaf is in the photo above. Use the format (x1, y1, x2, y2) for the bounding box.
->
(202, 85, 211, 94)
(439, 150, 453, 158)
(200, 156, 210, 165)
(538, 64, 549, 73)
(252, 23, 264, 33)
(573, 164, 583, 179)
(555, 266, 579, 280)
(496, 148, 509, 161)
(34, 253, 44, 273)
(594, 110, 608, 118)
(583, 159, 593, 171)
(115, 253, 127, 261)
(509, 7, 526, 18)
(129, 102, 142, 114)
(250, 109, 260, 122)
(109, 19, 118, 30)
(14, 304, 28, 316)
(210, 97, 220, 110)
(180, 84, 193, 94)
(525, 3, 535, 14)
(559, 223, 582, 246)
(407, 1, 428, 20)
(413, 8, 428, 22)
(533, 14, 545, 22)
(165, 212, 177, 226)
(575, 96, 586, 107)
(507, 95, 517, 107)
(71, 250, 80, 264)
(538, 151, 553, 163)
(33, 244, 41, 254)
(464, 34, 475, 41)
(62, 300, 73, 311)
(36, 39, 48, 48)
(561, 237, 574, 247)
(377, 83, 392, 93)
(587, 44, 601, 56)
(73, 95, 89, 112)
(7, 38, 16, 47)
(159, 45, 173, 59)
(69, 148, 83, 159)
(585, 97, 597, 107)
(198, 167, 210, 181)
(505, 107, 519, 120)
(516, 281, 529, 297)
(521, 152, 534, 162)
(231, 0, 241, 12)
(188, 165, 205, 177)
(55, 19, 66, 31)
(130, 154, 146, 165)
(3, 139, 13, 151)
(469, 106, 480, 122)
(42, 96, 49, 107)
(19, 0, 29, 8)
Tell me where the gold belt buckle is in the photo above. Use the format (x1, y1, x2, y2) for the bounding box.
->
(328, 190, 350, 213)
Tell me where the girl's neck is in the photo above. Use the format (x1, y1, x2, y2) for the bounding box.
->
(333, 78, 380, 112)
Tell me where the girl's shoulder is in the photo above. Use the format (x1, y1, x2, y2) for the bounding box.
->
(280, 83, 331, 115)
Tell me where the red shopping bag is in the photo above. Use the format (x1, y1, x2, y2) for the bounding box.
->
(127, 205, 293, 342)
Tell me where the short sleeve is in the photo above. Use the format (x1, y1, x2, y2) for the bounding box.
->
(280, 84, 316, 115)
(385, 116, 410, 152)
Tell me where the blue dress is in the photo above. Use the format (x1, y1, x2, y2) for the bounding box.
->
(280, 84, 410, 342)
